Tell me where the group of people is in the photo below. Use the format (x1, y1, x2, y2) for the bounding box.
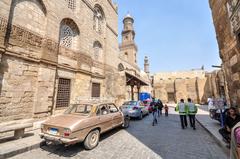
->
(175, 98, 198, 130)
(150, 98, 169, 126)
(149, 98, 198, 128)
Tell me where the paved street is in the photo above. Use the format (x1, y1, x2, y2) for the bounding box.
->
(11, 108, 227, 159)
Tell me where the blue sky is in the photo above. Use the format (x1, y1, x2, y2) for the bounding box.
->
(115, 0, 221, 73)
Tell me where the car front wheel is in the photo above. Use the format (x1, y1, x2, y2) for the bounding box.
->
(84, 129, 100, 150)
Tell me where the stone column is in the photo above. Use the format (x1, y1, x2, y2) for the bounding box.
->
(131, 85, 134, 101)
(130, 80, 135, 101)
(137, 83, 141, 101)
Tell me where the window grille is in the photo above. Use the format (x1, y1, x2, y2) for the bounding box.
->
(60, 25, 73, 48)
(56, 78, 71, 108)
(93, 7, 104, 33)
(92, 83, 100, 98)
(65, 0, 76, 10)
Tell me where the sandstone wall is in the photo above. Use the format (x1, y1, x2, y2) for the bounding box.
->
(153, 70, 224, 104)
(33, 65, 56, 115)
(0, 0, 122, 123)
(0, 55, 38, 122)
(0, 0, 151, 123)
(209, 0, 240, 106)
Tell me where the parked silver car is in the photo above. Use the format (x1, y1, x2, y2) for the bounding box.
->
(121, 101, 149, 120)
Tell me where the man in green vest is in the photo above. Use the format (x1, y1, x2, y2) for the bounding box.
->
(186, 98, 198, 130)
(175, 99, 188, 129)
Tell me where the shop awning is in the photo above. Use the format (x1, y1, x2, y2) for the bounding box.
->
(125, 72, 149, 86)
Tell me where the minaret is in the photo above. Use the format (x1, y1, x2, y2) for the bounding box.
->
(120, 13, 138, 65)
(144, 56, 150, 75)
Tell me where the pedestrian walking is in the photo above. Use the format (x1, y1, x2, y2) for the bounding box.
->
(150, 98, 158, 126)
(150, 98, 156, 115)
(186, 98, 198, 130)
(164, 103, 169, 117)
(175, 99, 188, 129)
(157, 99, 163, 117)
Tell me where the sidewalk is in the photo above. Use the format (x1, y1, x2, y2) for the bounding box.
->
(0, 129, 43, 159)
(196, 105, 229, 155)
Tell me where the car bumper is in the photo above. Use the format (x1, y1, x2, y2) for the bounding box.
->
(128, 111, 141, 117)
(39, 133, 79, 145)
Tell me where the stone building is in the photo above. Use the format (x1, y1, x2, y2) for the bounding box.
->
(209, 0, 240, 106)
(0, 0, 151, 123)
(153, 69, 225, 104)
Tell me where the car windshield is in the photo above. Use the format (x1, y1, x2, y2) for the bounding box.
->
(64, 104, 93, 116)
(123, 101, 138, 106)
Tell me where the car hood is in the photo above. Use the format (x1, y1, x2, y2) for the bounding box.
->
(43, 114, 88, 129)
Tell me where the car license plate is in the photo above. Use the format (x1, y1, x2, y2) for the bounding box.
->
(49, 128, 58, 135)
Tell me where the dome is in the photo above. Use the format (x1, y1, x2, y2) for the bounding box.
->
(123, 13, 134, 22)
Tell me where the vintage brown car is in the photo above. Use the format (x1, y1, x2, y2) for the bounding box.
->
(40, 103, 129, 150)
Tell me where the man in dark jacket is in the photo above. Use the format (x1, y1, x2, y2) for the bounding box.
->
(219, 107, 240, 143)
(151, 98, 158, 126)
(157, 99, 164, 117)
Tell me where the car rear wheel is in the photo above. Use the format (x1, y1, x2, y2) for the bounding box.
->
(84, 129, 100, 150)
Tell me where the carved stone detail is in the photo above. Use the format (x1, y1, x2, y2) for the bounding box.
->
(41, 38, 58, 63)
(0, 16, 105, 71)
(77, 53, 93, 68)
(228, 1, 240, 33)
(0, 16, 7, 47)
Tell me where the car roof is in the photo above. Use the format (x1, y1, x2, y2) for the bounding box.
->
(71, 103, 116, 106)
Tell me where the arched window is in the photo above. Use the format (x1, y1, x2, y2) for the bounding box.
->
(93, 6, 105, 33)
(60, 25, 73, 48)
(60, 19, 80, 50)
(65, 0, 76, 10)
(93, 41, 102, 60)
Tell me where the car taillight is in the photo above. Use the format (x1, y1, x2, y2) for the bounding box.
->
(64, 128, 71, 137)
(133, 106, 138, 110)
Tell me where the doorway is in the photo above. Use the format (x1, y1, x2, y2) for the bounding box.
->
(167, 92, 175, 103)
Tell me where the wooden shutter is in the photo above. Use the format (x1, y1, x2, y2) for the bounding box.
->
(92, 83, 100, 97)
(56, 78, 71, 108)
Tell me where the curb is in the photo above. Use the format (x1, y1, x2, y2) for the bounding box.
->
(0, 140, 43, 159)
(196, 117, 229, 156)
